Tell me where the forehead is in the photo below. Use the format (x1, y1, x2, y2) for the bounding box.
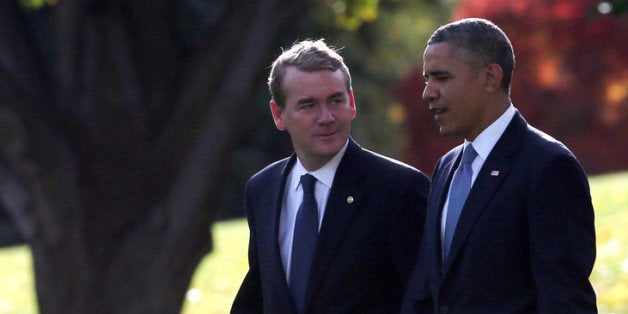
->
(423, 42, 472, 72)
(283, 66, 346, 82)
(283, 67, 347, 96)
(424, 42, 459, 63)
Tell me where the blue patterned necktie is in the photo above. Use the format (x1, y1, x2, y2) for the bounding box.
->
(443, 145, 477, 263)
(289, 174, 319, 312)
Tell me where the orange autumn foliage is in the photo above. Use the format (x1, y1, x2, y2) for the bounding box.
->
(398, 0, 627, 175)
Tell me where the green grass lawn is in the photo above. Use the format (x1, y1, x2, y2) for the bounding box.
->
(589, 171, 628, 313)
(1, 171, 627, 314)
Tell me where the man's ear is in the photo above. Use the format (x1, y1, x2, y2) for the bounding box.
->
(270, 100, 286, 130)
(483, 63, 504, 93)
(349, 90, 357, 118)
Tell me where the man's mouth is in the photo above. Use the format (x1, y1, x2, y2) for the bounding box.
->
(430, 107, 448, 115)
(316, 131, 337, 139)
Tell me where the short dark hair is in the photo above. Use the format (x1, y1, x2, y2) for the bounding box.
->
(268, 39, 352, 108)
(428, 18, 515, 92)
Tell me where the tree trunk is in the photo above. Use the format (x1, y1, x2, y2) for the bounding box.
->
(0, 0, 308, 312)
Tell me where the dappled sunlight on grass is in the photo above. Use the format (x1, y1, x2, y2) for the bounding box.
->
(180, 219, 249, 314)
(1, 171, 627, 313)
(0, 245, 36, 314)
(589, 172, 628, 314)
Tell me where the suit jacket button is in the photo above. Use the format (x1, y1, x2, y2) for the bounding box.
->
(439, 306, 449, 314)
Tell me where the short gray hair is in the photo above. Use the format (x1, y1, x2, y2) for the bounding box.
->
(428, 18, 515, 92)
(268, 39, 352, 108)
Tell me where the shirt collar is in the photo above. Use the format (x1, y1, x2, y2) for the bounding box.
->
(466, 104, 516, 160)
(292, 139, 349, 190)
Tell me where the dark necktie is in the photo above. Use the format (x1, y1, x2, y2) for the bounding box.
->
(289, 174, 319, 312)
(443, 145, 477, 263)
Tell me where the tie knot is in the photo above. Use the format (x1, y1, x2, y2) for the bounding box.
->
(301, 174, 316, 195)
(461, 145, 477, 164)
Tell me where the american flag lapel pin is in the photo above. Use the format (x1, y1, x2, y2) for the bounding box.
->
(490, 170, 500, 176)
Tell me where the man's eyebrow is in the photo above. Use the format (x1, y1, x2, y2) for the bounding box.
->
(296, 97, 314, 105)
(327, 91, 345, 100)
(425, 70, 449, 77)
(295, 91, 345, 105)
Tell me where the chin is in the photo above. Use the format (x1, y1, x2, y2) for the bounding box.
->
(438, 125, 461, 138)
(315, 143, 343, 157)
(320, 146, 343, 157)
(439, 128, 453, 138)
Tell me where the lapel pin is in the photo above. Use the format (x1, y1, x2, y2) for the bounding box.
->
(347, 196, 354, 204)
(491, 170, 500, 176)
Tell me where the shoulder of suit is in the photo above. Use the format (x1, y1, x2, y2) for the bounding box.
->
(523, 124, 575, 158)
(360, 147, 426, 176)
(248, 156, 291, 185)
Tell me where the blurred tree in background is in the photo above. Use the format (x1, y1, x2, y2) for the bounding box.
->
(0, 0, 309, 312)
(0, 0, 453, 312)
(398, 0, 628, 175)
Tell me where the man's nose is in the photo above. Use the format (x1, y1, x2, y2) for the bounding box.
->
(422, 83, 437, 102)
(318, 105, 335, 124)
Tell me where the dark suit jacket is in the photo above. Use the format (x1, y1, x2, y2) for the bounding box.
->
(232, 139, 429, 313)
(402, 112, 597, 313)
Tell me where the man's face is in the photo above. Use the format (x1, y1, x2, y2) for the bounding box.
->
(271, 67, 356, 171)
(422, 41, 489, 141)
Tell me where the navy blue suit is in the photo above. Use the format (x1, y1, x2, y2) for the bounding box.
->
(232, 139, 429, 313)
(402, 112, 596, 313)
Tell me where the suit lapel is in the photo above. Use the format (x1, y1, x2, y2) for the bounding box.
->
(442, 113, 527, 274)
(304, 139, 366, 308)
(428, 147, 461, 279)
(260, 156, 297, 309)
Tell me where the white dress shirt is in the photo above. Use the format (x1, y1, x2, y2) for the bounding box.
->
(440, 105, 517, 251)
(279, 140, 349, 282)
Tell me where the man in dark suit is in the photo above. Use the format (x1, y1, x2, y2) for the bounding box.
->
(402, 18, 597, 313)
(231, 39, 430, 313)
